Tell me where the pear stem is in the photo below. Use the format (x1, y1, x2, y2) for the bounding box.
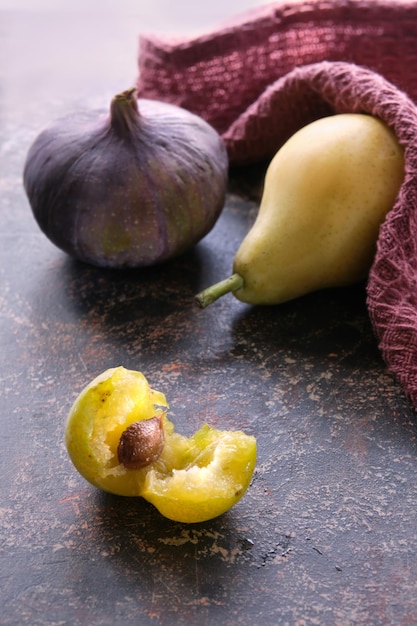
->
(195, 273, 244, 308)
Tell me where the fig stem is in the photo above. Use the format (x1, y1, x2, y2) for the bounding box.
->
(195, 273, 244, 308)
(110, 87, 140, 136)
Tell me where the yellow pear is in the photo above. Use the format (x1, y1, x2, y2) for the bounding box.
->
(196, 113, 404, 307)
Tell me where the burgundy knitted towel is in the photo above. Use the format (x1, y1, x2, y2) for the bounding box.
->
(137, 0, 417, 410)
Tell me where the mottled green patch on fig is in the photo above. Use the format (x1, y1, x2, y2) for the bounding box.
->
(101, 224, 132, 258)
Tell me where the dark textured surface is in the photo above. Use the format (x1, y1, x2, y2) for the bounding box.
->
(2, 5, 417, 626)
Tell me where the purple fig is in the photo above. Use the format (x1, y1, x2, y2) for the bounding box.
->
(23, 88, 228, 268)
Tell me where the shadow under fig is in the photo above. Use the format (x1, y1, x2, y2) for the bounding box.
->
(60, 245, 206, 325)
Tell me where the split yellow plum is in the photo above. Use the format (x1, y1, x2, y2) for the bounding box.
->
(65, 366, 256, 523)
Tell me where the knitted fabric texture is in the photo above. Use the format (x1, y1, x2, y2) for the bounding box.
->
(137, 0, 417, 409)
